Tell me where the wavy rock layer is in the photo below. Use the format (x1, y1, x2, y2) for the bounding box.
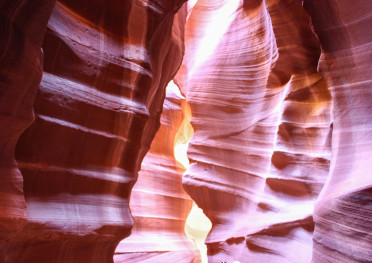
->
(178, 0, 332, 262)
(114, 82, 197, 262)
(1, 0, 371, 262)
(304, 1, 372, 262)
(0, 1, 187, 262)
(0, 0, 56, 242)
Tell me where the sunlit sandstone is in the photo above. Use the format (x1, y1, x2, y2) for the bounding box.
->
(0, 0, 371, 262)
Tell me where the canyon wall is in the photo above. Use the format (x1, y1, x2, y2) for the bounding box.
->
(1, 0, 372, 262)
(1, 0, 188, 262)
(114, 82, 197, 262)
(178, 0, 332, 262)
(179, 0, 372, 262)
(304, 0, 372, 262)
(0, 0, 56, 243)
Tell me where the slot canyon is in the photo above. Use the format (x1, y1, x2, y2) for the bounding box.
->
(0, 0, 371, 262)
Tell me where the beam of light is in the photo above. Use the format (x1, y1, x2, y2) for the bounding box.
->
(188, 0, 240, 78)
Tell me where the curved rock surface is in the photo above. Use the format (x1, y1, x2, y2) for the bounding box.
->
(0, 0, 56, 242)
(178, 0, 332, 262)
(1, 1, 187, 262)
(1, 0, 372, 262)
(114, 82, 197, 262)
(304, 0, 372, 262)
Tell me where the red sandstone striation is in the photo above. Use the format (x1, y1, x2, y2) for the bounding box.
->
(0, 0, 56, 244)
(178, 0, 332, 262)
(304, 0, 372, 262)
(0, 1, 187, 262)
(114, 81, 197, 262)
(1, 0, 372, 262)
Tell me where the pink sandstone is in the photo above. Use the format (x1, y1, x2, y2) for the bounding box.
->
(0, 0, 371, 262)
(178, 0, 332, 262)
(114, 82, 197, 262)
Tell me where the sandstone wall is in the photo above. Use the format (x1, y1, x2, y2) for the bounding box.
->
(1, 1, 187, 262)
(0, 0, 56, 243)
(178, 1, 332, 262)
(114, 82, 197, 263)
(1, 0, 371, 262)
(304, 0, 372, 262)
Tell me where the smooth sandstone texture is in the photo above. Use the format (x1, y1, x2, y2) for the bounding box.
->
(0, 0, 56, 244)
(304, 0, 372, 262)
(114, 82, 197, 262)
(178, 0, 332, 262)
(0, 1, 187, 262)
(1, 0, 371, 262)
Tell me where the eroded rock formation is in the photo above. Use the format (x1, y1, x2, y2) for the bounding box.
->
(1, 1, 187, 262)
(304, 1, 372, 262)
(178, 0, 333, 262)
(114, 82, 197, 262)
(0, 0, 56, 242)
(1, 0, 371, 262)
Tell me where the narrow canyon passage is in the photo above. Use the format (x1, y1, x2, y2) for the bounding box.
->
(0, 0, 371, 263)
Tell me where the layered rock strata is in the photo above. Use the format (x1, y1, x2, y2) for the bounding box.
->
(1, 0, 371, 262)
(114, 82, 197, 262)
(0, 1, 187, 262)
(0, 0, 56, 243)
(178, 0, 332, 262)
(304, 1, 372, 262)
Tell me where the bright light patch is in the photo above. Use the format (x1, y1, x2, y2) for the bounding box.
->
(171, 82, 212, 262)
(173, 99, 193, 169)
(185, 204, 212, 263)
(174, 143, 190, 169)
(188, 0, 240, 78)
